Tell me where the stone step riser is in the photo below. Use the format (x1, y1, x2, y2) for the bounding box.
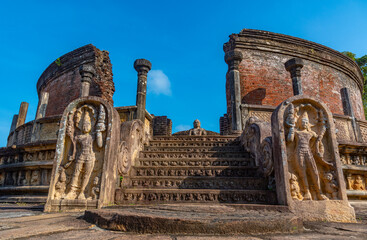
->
(137, 159, 253, 167)
(115, 189, 277, 205)
(152, 137, 238, 142)
(148, 142, 239, 147)
(140, 152, 248, 159)
(127, 178, 268, 190)
(133, 167, 258, 177)
(144, 146, 243, 152)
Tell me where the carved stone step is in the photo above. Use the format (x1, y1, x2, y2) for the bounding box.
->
(132, 166, 258, 177)
(126, 176, 268, 190)
(115, 188, 277, 205)
(137, 158, 254, 167)
(144, 146, 243, 152)
(140, 151, 249, 159)
(149, 141, 240, 147)
(152, 136, 238, 142)
(0, 195, 47, 203)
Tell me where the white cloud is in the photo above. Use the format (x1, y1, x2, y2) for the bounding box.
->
(175, 124, 191, 132)
(148, 70, 172, 96)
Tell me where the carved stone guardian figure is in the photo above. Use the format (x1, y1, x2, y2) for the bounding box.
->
(272, 96, 355, 222)
(45, 97, 120, 212)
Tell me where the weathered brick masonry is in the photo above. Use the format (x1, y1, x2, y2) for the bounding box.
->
(224, 29, 365, 121)
(37, 44, 114, 117)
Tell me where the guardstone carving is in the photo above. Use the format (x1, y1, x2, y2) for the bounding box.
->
(271, 96, 355, 222)
(240, 117, 275, 189)
(45, 97, 120, 212)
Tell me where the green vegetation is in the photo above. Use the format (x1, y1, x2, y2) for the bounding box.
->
(342, 52, 367, 118)
(55, 57, 62, 66)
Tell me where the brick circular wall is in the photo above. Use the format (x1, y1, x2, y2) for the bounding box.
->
(37, 44, 114, 117)
(224, 29, 365, 120)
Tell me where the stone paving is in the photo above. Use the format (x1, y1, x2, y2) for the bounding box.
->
(0, 202, 366, 239)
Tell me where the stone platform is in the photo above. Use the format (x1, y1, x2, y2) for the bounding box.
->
(84, 204, 302, 235)
(1, 202, 367, 239)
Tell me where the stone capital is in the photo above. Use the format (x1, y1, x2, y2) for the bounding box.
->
(225, 50, 243, 70)
(285, 58, 304, 74)
(79, 65, 95, 83)
(134, 59, 152, 75)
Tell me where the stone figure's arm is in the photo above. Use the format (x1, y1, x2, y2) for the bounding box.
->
(95, 105, 106, 148)
(67, 136, 77, 162)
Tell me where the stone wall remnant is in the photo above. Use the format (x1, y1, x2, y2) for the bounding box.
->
(152, 116, 172, 136)
(272, 95, 355, 222)
(224, 29, 365, 122)
(37, 44, 115, 117)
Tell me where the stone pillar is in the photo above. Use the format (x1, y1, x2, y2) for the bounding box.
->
(341, 87, 363, 142)
(285, 58, 304, 96)
(225, 50, 243, 132)
(79, 65, 95, 97)
(9, 115, 18, 134)
(16, 102, 29, 128)
(134, 59, 152, 123)
(35, 92, 49, 120)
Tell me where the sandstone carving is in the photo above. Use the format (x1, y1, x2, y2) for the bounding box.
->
(289, 173, 303, 201)
(173, 120, 218, 136)
(240, 117, 274, 189)
(322, 171, 339, 199)
(59, 104, 106, 200)
(272, 96, 354, 222)
(285, 105, 334, 200)
(189, 120, 207, 136)
(352, 175, 365, 190)
(118, 120, 145, 176)
(45, 97, 120, 212)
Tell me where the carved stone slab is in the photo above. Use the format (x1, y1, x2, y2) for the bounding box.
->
(271, 96, 355, 222)
(45, 97, 120, 212)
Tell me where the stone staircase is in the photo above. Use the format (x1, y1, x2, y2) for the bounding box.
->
(116, 135, 277, 205)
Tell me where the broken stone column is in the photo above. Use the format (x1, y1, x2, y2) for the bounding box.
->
(79, 65, 95, 97)
(341, 87, 362, 142)
(16, 102, 29, 128)
(134, 59, 151, 123)
(9, 115, 18, 134)
(35, 92, 49, 120)
(225, 50, 243, 132)
(271, 95, 355, 222)
(285, 58, 304, 96)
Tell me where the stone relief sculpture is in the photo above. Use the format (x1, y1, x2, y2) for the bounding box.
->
(346, 174, 367, 191)
(285, 103, 336, 200)
(240, 117, 275, 190)
(289, 173, 303, 200)
(323, 171, 339, 199)
(117, 120, 145, 177)
(53, 103, 106, 200)
(45, 96, 120, 212)
(272, 96, 354, 222)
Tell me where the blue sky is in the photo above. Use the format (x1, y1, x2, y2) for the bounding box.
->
(0, 0, 366, 146)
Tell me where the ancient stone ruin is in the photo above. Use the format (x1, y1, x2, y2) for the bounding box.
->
(1, 28, 367, 233)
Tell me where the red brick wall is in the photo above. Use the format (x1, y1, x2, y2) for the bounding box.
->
(37, 44, 114, 117)
(42, 70, 82, 116)
(232, 49, 364, 120)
